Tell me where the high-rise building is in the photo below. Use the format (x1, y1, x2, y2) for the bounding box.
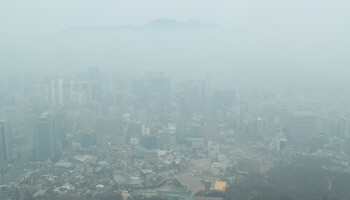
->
(211, 89, 224, 112)
(256, 118, 264, 136)
(2, 107, 19, 129)
(177, 81, 202, 118)
(276, 137, 287, 152)
(29, 85, 50, 103)
(310, 136, 324, 153)
(190, 124, 202, 138)
(129, 122, 142, 138)
(177, 119, 187, 144)
(96, 117, 122, 135)
(340, 116, 350, 139)
(96, 117, 123, 147)
(149, 76, 171, 105)
(211, 89, 236, 112)
(91, 83, 103, 102)
(197, 80, 206, 108)
(70, 91, 88, 110)
(178, 93, 187, 119)
(290, 111, 317, 144)
(204, 122, 220, 141)
(113, 91, 124, 106)
(79, 129, 96, 149)
(132, 79, 145, 97)
(156, 129, 170, 148)
(34, 106, 64, 160)
(132, 79, 146, 108)
(345, 137, 350, 155)
(0, 119, 12, 165)
(35, 117, 53, 161)
(78, 81, 92, 102)
(223, 89, 236, 108)
(50, 80, 92, 107)
(112, 72, 128, 91)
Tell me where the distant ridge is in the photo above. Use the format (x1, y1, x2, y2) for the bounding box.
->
(63, 19, 216, 33)
(145, 18, 202, 27)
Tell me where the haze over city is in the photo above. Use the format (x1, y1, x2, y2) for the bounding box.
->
(1, 1, 350, 200)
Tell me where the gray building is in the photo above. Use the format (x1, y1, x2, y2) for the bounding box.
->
(290, 111, 317, 144)
(0, 119, 12, 165)
(177, 119, 187, 144)
(34, 106, 64, 160)
(76, 129, 96, 149)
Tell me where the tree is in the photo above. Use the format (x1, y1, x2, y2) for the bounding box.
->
(12, 189, 21, 200)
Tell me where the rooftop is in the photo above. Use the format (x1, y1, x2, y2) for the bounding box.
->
(213, 181, 227, 191)
(175, 174, 203, 188)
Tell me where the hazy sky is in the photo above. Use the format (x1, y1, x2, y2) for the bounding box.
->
(1, 1, 350, 81)
(2, 1, 350, 40)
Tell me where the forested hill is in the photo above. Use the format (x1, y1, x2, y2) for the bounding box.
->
(224, 157, 350, 200)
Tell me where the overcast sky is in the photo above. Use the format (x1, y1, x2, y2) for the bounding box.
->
(1, 1, 350, 82)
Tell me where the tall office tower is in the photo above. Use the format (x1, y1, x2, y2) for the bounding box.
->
(190, 124, 202, 138)
(78, 129, 96, 149)
(211, 89, 236, 113)
(197, 80, 206, 108)
(345, 137, 350, 155)
(54, 107, 66, 143)
(50, 80, 58, 104)
(331, 120, 341, 138)
(177, 81, 201, 117)
(186, 84, 200, 116)
(112, 72, 128, 92)
(156, 129, 170, 148)
(276, 139, 287, 152)
(211, 89, 224, 112)
(78, 81, 92, 102)
(70, 92, 88, 110)
(290, 111, 317, 144)
(132, 79, 146, 108)
(340, 116, 350, 139)
(243, 119, 257, 141)
(204, 122, 220, 141)
(2, 107, 19, 129)
(178, 93, 187, 119)
(256, 118, 264, 135)
(310, 136, 324, 153)
(113, 91, 124, 106)
(0, 119, 12, 165)
(275, 132, 287, 152)
(96, 117, 123, 146)
(0, 95, 15, 110)
(29, 85, 50, 103)
(129, 122, 142, 138)
(96, 117, 123, 135)
(212, 89, 224, 102)
(89, 102, 102, 118)
(0, 76, 5, 93)
(50, 79, 72, 107)
(149, 76, 171, 105)
(91, 83, 103, 102)
(177, 119, 187, 144)
(34, 106, 64, 160)
(132, 79, 145, 97)
(51, 79, 93, 107)
(223, 89, 236, 108)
